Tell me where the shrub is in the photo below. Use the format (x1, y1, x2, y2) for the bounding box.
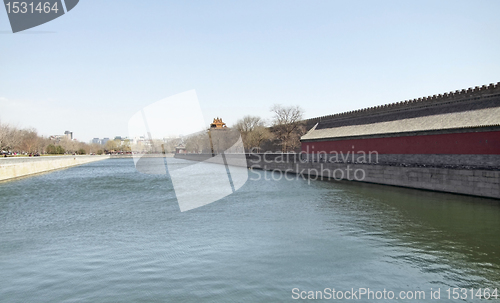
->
(46, 144, 65, 154)
(46, 144, 56, 154)
(55, 145, 65, 154)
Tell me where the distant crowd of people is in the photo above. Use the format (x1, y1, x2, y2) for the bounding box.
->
(2, 152, 41, 157)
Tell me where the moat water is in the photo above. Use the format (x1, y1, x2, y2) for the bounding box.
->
(1, 158, 499, 302)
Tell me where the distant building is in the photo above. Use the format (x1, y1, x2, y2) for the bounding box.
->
(119, 137, 130, 146)
(92, 138, 100, 144)
(101, 138, 110, 145)
(50, 131, 73, 143)
(49, 135, 64, 142)
(175, 144, 186, 154)
(133, 136, 146, 145)
(64, 131, 73, 140)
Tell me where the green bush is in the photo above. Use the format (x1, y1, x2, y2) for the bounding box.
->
(46, 144, 56, 154)
(56, 146, 65, 154)
(46, 144, 65, 154)
(45, 144, 66, 155)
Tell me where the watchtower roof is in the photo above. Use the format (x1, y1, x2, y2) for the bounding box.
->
(210, 117, 227, 129)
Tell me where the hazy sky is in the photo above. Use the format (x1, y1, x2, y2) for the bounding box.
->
(1, 0, 499, 142)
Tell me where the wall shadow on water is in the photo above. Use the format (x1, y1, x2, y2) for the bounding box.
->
(315, 178, 500, 286)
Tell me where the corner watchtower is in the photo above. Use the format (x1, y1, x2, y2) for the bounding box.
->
(210, 117, 227, 129)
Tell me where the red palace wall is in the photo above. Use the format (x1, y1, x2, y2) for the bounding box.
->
(301, 131, 500, 155)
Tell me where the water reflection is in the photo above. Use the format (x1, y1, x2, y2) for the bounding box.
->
(315, 180, 500, 286)
(0, 159, 499, 302)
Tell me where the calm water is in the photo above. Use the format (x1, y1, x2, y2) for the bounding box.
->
(1, 158, 499, 302)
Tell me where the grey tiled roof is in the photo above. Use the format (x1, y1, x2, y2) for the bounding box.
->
(301, 107, 500, 141)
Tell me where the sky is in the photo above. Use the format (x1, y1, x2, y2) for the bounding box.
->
(1, 0, 499, 142)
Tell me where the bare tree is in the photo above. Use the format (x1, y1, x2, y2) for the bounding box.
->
(105, 139, 119, 152)
(19, 128, 39, 154)
(77, 142, 91, 154)
(89, 143, 103, 154)
(185, 133, 209, 153)
(7, 127, 23, 153)
(37, 137, 51, 155)
(121, 139, 131, 152)
(0, 120, 95, 156)
(0, 122, 37, 154)
(163, 137, 182, 153)
(60, 138, 79, 154)
(270, 104, 305, 152)
(246, 125, 272, 153)
(0, 121, 10, 152)
(235, 115, 272, 152)
(235, 116, 264, 133)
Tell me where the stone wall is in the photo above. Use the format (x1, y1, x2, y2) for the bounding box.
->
(304, 153, 500, 170)
(0, 155, 110, 181)
(175, 153, 500, 199)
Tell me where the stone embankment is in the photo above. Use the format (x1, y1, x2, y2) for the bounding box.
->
(174, 153, 500, 199)
(0, 155, 110, 181)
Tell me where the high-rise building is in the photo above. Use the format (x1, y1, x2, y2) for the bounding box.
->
(64, 131, 73, 140)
